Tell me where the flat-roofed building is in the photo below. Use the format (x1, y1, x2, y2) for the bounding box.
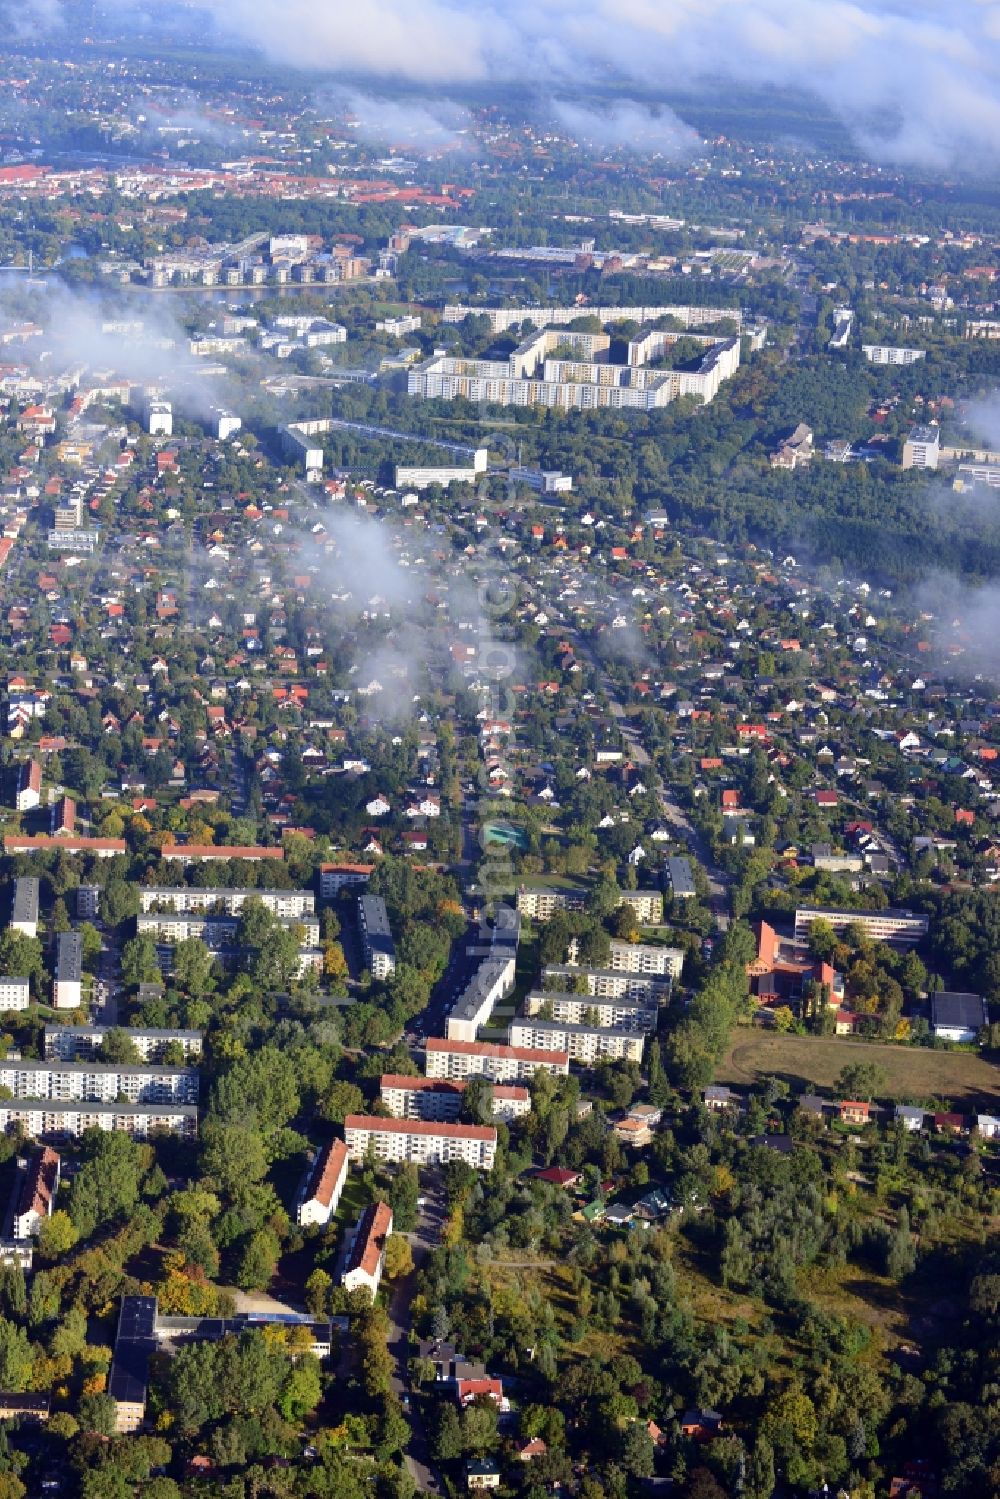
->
(446, 956, 516, 1042)
(341, 1201, 393, 1298)
(296, 1138, 349, 1227)
(665, 856, 696, 900)
(139, 886, 314, 918)
(358, 894, 396, 980)
(10, 877, 39, 938)
(508, 1017, 645, 1065)
(902, 424, 940, 470)
(53, 932, 82, 1010)
(344, 1115, 498, 1170)
(525, 989, 657, 1033)
(0, 977, 29, 1011)
(618, 890, 664, 925)
(515, 886, 587, 921)
(0, 1060, 198, 1105)
(425, 1037, 569, 1082)
(541, 965, 670, 1003)
(319, 863, 374, 899)
(608, 940, 683, 978)
(0, 1099, 198, 1141)
(793, 907, 928, 948)
(44, 1025, 203, 1063)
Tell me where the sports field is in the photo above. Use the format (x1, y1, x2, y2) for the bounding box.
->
(718, 1029, 1000, 1108)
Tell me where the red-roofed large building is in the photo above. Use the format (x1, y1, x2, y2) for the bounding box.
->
(425, 1037, 569, 1083)
(4, 835, 126, 858)
(15, 759, 41, 812)
(456, 1378, 504, 1409)
(296, 1138, 349, 1228)
(380, 1074, 530, 1123)
(344, 1115, 498, 1170)
(342, 1200, 393, 1299)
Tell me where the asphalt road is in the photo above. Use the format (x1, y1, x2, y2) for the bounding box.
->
(386, 1173, 448, 1493)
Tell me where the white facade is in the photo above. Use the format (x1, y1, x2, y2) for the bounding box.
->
(525, 990, 657, 1034)
(380, 1074, 530, 1123)
(44, 1026, 203, 1063)
(140, 886, 314, 917)
(862, 345, 926, 365)
(608, 940, 684, 979)
(542, 965, 669, 1003)
(425, 1038, 569, 1082)
(793, 907, 928, 947)
(0, 1101, 197, 1140)
(0, 978, 29, 1011)
(508, 1018, 645, 1064)
(344, 1115, 497, 1169)
(0, 1061, 198, 1105)
(342, 1201, 393, 1298)
(296, 1139, 349, 1228)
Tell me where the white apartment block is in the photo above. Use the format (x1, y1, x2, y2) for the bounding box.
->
(53, 932, 82, 1011)
(542, 965, 670, 1003)
(525, 990, 657, 1034)
(425, 1037, 569, 1083)
(44, 1026, 203, 1063)
(344, 1115, 497, 1170)
(139, 887, 315, 919)
(618, 891, 664, 925)
(793, 907, 928, 948)
(380, 1073, 530, 1123)
(862, 345, 926, 365)
(0, 1101, 198, 1140)
(441, 304, 744, 334)
(296, 1138, 349, 1228)
(0, 977, 29, 1011)
(358, 894, 396, 981)
(0, 1061, 199, 1106)
(12, 1147, 59, 1239)
(901, 425, 940, 471)
(318, 864, 373, 899)
(10, 877, 39, 938)
(342, 1201, 393, 1298)
(508, 1018, 645, 1065)
(136, 910, 320, 947)
(515, 887, 587, 922)
(608, 940, 684, 979)
(446, 956, 516, 1043)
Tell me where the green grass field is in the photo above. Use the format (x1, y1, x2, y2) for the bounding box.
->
(718, 1028, 1000, 1108)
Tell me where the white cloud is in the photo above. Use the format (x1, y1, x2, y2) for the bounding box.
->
(551, 99, 700, 158)
(183, 0, 1000, 171)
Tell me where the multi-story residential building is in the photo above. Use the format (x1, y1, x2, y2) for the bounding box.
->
(10, 877, 39, 938)
(318, 863, 373, 899)
(608, 940, 684, 979)
(14, 759, 41, 811)
(441, 304, 744, 334)
(76, 886, 100, 920)
(793, 907, 929, 948)
(515, 886, 587, 921)
(665, 856, 696, 900)
(0, 1100, 198, 1141)
(446, 957, 516, 1042)
(136, 910, 320, 947)
(341, 1201, 393, 1298)
(0, 977, 29, 1011)
(524, 990, 657, 1034)
(618, 891, 664, 925)
(541, 965, 670, 1003)
(343, 1116, 498, 1170)
(508, 1018, 645, 1065)
(358, 894, 396, 980)
(379, 1074, 530, 1122)
(12, 1146, 60, 1239)
(902, 424, 940, 470)
(296, 1138, 349, 1228)
(43, 1025, 203, 1063)
(0, 1060, 198, 1106)
(53, 932, 82, 1010)
(425, 1037, 569, 1083)
(139, 887, 315, 919)
(862, 345, 926, 365)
